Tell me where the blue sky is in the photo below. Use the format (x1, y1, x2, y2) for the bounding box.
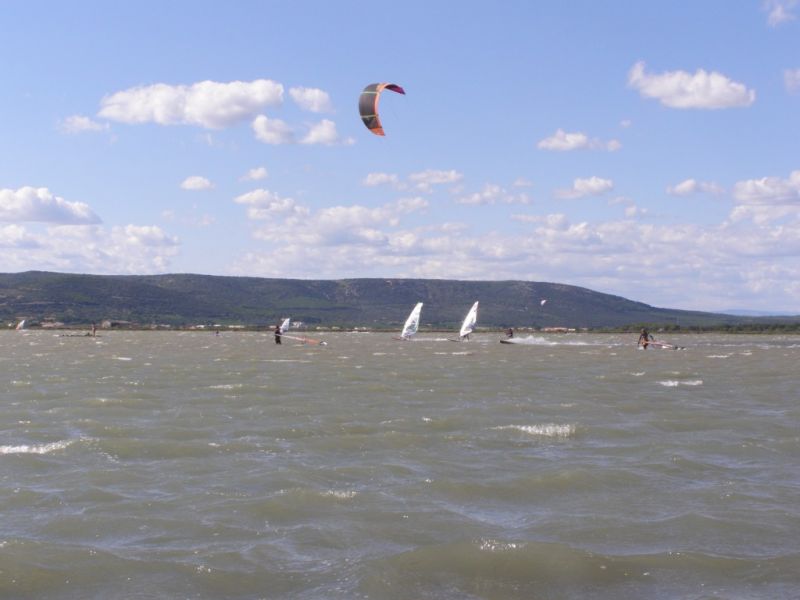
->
(1, 1, 799, 312)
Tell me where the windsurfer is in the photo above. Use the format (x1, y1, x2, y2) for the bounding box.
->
(274, 324, 282, 344)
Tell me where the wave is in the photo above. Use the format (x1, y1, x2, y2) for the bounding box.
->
(504, 335, 598, 346)
(658, 379, 704, 387)
(361, 539, 800, 599)
(494, 424, 577, 438)
(0, 440, 74, 455)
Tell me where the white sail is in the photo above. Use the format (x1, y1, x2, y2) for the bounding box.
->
(15, 319, 26, 331)
(459, 301, 479, 339)
(280, 317, 291, 333)
(400, 302, 423, 339)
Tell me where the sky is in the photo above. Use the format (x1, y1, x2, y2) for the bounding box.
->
(1, 1, 799, 313)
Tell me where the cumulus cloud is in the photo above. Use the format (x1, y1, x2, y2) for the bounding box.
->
(628, 61, 755, 109)
(363, 172, 400, 187)
(667, 178, 724, 196)
(537, 129, 621, 152)
(252, 115, 295, 144)
(234, 188, 310, 221)
(227, 195, 800, 311)
(289, 87, 333, 113)
(732, 170, 800, 204)
(785, 68, 800, 93)
(764, 0, 797, 25)
(0, 224, 41, 248)
(240, 167, 268, 182)
(300, 119, 353, 145)
(251, 116, 351, 145)
(408, 169, 463, 192)
(233, 191, 428, 248)
(180, 176, 213, 191)
(0, 223, 179, 273)
(98, 79, 284, 129)
(456, 183, 531, 205)
(59, 115, 109, 134)
(0, 187, 101, 224)
(555, 176, 614, 199)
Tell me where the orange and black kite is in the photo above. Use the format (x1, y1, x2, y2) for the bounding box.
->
(359, 83, 405, 136)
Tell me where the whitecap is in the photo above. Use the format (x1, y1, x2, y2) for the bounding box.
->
(659, 379, 703, 387)
(1, 440, 74, 455)
(321, 490, 357, 499)
(478, 539, 526, 552)
(494, 424, 576, 438)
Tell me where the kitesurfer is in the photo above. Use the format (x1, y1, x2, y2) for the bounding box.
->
(637, 328, 653, 349)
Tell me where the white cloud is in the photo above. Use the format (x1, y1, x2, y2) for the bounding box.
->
(0, 223, 179, 273)
(363, 172, 400, 187)
(251, 116, 351, 146)
(456, 183, 531, 205)
(233, 188, 310, 221)
(240, 167, 268, 182)
(732, 170, 800, 204)
(0, 186, 101, 224)
(408, 169, 463, 192)
(252, 115, 295, 144)
(59, 115, 109, 134)
(624, 204, 648, 218)
(537, 129, 621, 152)
(0, 224, 41, 248)
(667, 178, 724, 196)
(98, 79, 284, 129)
(289, 87, 333, 113)
(785, 68, 800, 93)
(556, 176, 614, 199)
(628, 61, 756, 109)
(180, 176, 213, 191)
(764, 0, 797, 26)
(300, 119, 352, 145)
(235, 194, 428, 247)
(228, 199, 800, 311)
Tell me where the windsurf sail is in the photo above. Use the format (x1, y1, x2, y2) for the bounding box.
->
(459, 301, 479, 339)
(400, 302, 423, 339)
(280, 317, 291, 334)
(15, 319, 26, 331)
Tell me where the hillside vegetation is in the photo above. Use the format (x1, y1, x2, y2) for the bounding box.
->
(1, 271, 798, 330)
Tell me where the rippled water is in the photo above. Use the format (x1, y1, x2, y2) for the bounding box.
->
(1, 331, 799, 599)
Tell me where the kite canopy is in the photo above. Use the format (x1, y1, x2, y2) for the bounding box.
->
(359, 83, 405, 136)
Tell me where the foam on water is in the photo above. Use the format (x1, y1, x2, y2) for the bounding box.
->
(658, 379, 704, 387)
(494, 423, 577, 438)
(0, 440, 74, 455)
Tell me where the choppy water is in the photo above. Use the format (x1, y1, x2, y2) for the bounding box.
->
(1, 331, 799, 599)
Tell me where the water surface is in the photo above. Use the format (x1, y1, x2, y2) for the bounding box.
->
(2, 331, 798, 599)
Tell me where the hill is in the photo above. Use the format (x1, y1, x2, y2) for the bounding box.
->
(1, 271, 797, 330)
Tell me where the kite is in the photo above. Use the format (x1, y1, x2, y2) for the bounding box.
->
(359, 83, 405, 136)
